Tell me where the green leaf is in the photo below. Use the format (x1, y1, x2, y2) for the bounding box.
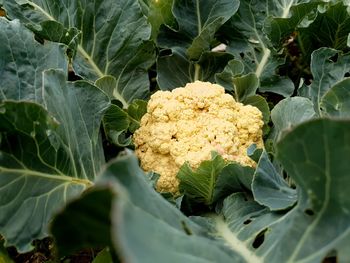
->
(157, 48, 233, 90)
(52, 118, 350, 262)
(95, 76, 120, 101)
(156, 0, 238, 90)
(158, 0, 239, 60)
(215, 59, 259, 102)
(271, 97, 316, 139)
(0, 70, 109, 251)
(42, 70, 109, 178)
(201, 118, 350, 262)
(102, 104, 131, 147)
(0, 18, 67, 103)
(214, 163, 255, 200)
(252, 151, 297, 211)
(157, 48, 192, 89)
(28, 20, 80, 56)
(298, 48, 350, 116)
(139, 0, 174, 40)
(127, 99, 148, 133)
(178, 153, 226, 205)
(275, 118, 350, 262)
(102, 99, 147, 147)
(298, 2, 350, 52)
(320, 78, 350, 118)
(215, 60, 245, 86)
(3, 0, 156, 104)
(0, 102, 88, 252)
(265, 2, 321, 47)
(52, 154, 244, 263)
(51, 187, 113, 257)
(219, 0, 295, 96)
(178, 153, 254, 206)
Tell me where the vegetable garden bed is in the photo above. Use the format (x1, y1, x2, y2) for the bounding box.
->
(1, 0, 350, 262)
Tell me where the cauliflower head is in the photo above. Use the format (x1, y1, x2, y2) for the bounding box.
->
(133, 81, 264, 194)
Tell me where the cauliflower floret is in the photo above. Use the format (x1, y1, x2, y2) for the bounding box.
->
(133, 81, 264, 194)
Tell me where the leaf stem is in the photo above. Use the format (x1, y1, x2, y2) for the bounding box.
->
(113, 89, 129, 108)
(196, 0, 202, 33)
(0, 167, 93, 187)
(194, 64, 201, 81)
(215, 216, 262, 263)
(282, 2, 293, 18)
(255, 48, 271, 78)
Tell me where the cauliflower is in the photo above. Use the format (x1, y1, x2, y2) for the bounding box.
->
(133, 81, 264, 194)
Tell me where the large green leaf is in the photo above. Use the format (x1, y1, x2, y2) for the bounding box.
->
(25, 20, 81, 57)
(273, 119, 350, 262)
(265, 1, 321, 47)
(51, 187, 113, 257)
(157, 48, 233, 90)
(202, 118, 350, 262)
(158, 0, 239, 60)
(139, 0, 174, 40)
(0, 70, 109, 251)
(3, 0, 156, 104)
(219, 0, 297, 96)
(0, 18, 67, 103)
(52, 154, 246, 263)
(320, 78, 350, 118)
(156, 0, 238, 90)
(298, 48, 350, 116)
(297, 2, 350, 53)
(52, 118, 350, 262)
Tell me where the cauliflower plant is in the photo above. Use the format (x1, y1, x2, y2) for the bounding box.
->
(133, 81, 264, 194)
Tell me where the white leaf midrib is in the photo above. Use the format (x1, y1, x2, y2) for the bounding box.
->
(215, 216, 263, 263)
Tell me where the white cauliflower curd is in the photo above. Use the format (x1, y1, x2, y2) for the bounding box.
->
(133, 81, 264, 194)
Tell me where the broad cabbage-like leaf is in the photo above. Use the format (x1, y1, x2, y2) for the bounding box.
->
(53, 118, 350, 262)
(158, 0, 239, 60)
(299, 48, 350, 115)
(157, 48, 233, 90)
(320, 78, 350, 118)
(52, 154, 245, 262)
(139, 0, 174, 40)
(265, 1, 321, 47)
(219, 0, 300, 96)
(3, 0, 156, 104)
(156, 0, 238, 90)
(0, 70, 109, 251)
(204, 118, 350, 262)
(0, 18, 67, 103)
(297, 2, 350, 54)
